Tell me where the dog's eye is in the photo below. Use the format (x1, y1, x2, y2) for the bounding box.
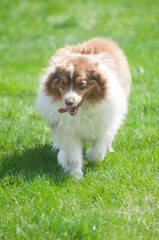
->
(60, 78, 68, 87)
(78, 81, 87, 88)
(60, 81, 64, 86)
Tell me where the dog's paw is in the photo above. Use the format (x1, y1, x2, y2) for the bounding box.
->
(86, 149, 105, 163)
(70, 169, 83, 179)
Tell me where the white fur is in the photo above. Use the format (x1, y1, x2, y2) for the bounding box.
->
(69, 64, 74, 80)
(36, 58, 128, 178)
(64, 90, 80, 106)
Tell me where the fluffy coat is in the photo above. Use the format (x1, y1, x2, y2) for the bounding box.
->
(36, 37, 131, 178)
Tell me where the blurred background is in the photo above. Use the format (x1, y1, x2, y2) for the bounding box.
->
(1, 0, 158, 79)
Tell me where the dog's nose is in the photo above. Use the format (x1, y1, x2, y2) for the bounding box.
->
(65, 99, 74, 106)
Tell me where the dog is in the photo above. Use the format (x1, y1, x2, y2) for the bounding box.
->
(36, 37, 131, 178)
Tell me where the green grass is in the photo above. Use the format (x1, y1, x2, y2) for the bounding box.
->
(0, 0, 159, 239)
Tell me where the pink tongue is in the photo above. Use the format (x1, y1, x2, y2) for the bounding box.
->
(58, 105, 79, 116)
(58, 107, 72, 113)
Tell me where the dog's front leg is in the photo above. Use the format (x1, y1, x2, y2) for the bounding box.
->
(53, 132, 83, 178)
(86, 139, 107, 163)
(86, 126, 117, 163)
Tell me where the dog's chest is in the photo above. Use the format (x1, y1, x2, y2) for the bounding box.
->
(54, 101, 110, 140)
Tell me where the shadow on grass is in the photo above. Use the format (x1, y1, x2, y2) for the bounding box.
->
(0, 143, 105, 186)
(0, 144, 70, 184)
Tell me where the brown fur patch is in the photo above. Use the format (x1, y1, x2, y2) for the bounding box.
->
(45, 58, 107, 104)
(44, 37, 131, 103)
(70, 37, 131, 98)
(69, 57, 107, 103)
(44, 68, 69, 100)
(85, 70, 107, 103)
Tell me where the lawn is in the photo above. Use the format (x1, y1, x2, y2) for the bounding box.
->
(0, 0, 159, 239)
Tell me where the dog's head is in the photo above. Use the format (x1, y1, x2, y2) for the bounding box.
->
(44, 55, 107, 115)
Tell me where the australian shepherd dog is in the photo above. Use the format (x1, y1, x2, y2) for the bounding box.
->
(36, 37, 131, 178)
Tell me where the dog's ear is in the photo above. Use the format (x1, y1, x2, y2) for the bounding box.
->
(45, 67, 64, 89)
(42, 54, 63, 87)
(43, 68, 62, 100)
(41, 64, 59, 92)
